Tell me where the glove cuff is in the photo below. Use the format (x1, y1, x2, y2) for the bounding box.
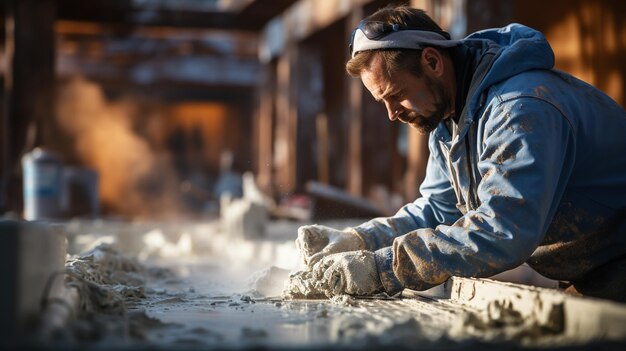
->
(374, 247, 404, 296)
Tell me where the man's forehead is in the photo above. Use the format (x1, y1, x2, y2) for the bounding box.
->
(362, 56, 392, 99)
(365, 54, 386, 77)
(362, 73, 389, 101)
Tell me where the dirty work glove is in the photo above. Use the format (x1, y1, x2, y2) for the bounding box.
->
(295, 224, 365, 267)
(312, 251, 383, 297)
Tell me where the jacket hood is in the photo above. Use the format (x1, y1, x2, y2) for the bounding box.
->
(448, 23, 555, 136)
(464, 23, 555, 99)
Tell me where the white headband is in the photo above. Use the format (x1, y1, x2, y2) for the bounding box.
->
(351, 28, 461, 58)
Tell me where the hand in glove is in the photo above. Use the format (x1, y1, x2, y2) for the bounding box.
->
(311, 251, 383, 297)
(295, 224, 365, 267)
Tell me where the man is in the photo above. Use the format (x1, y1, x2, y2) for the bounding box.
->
(294, 5, 626, 302)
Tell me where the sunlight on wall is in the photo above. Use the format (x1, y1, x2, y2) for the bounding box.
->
(543, 1, 624, 106)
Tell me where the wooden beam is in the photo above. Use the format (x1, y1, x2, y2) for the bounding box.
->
(259, 0, 373, 63)
(237, 0, 299, 23)
(56, 0, 298, 31)
(58, 53, 260, 86)
(56, 21, 259, 57)
(1, 0, 56, 214)
(55, 22, 260, 87)
(56, 0, 242, 30)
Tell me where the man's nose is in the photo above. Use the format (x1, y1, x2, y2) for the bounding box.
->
(386, 103, 400, 121)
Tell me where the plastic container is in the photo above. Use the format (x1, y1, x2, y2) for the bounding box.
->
(21, 148, 63, 220)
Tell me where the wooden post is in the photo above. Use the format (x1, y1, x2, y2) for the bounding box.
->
(346, 9, 364, 197)
(404, 130, 430, 201)
(294, 44, 322, 192)
(256, 61, 276, 196)
(316, 112, 330, 184)
(273, 43, 298, 198)
(1, 0, 56, 214)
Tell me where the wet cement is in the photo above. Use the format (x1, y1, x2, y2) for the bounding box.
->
(35, 218, 626, 350)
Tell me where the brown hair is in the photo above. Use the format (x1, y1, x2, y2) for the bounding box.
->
(345, 5, 444, 79)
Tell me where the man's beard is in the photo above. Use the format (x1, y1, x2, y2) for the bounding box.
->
(399, 76, 451, 135)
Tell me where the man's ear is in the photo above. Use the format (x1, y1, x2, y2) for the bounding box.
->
(421, 47, 444, 77)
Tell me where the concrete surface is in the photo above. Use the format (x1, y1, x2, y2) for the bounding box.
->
(7, 218, 626, 350)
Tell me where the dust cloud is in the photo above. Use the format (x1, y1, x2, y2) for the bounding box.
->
(55, 77, 182, 218)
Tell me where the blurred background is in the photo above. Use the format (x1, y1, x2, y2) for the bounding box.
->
(1, 0, 625, 221)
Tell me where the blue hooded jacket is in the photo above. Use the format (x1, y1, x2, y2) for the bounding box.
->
(351, 24, 626, 294)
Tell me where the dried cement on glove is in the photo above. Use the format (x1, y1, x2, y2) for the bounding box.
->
(283, 250, 379, 299)
(297, 225, 366, 268)
(296, 225, 330, 258)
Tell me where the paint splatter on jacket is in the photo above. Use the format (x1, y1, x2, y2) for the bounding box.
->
(351, 24, 626, 294)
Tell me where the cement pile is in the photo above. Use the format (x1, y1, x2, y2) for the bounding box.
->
(57, 244, 180, 344)
(66, 243, 149, 314)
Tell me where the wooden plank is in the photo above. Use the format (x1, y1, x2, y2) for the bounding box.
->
(306, 180, 385, 220)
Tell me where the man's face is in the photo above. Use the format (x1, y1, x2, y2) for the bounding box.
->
(360, 54, 452, 135)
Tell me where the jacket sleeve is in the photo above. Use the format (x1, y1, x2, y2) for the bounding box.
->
(373, 97, 575, 294)
(351, 135, 462, 251)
